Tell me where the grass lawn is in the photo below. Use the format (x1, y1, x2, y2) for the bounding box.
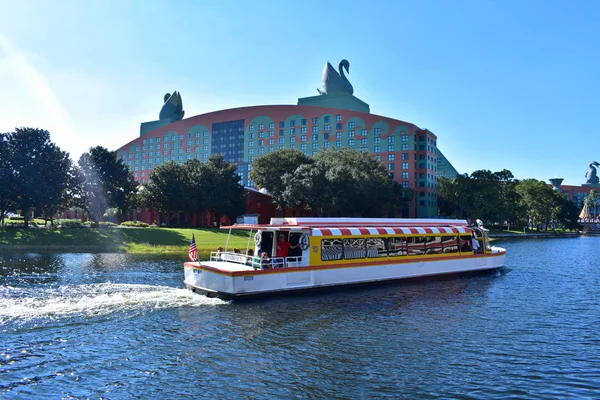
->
(0, 227, 254, 255)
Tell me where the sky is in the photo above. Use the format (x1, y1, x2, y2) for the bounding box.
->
(1, 0, 599, 186)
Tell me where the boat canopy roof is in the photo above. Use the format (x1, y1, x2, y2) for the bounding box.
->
(221, 217, 472, 235)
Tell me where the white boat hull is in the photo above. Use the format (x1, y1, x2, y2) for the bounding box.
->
(184, 247, 506, 300)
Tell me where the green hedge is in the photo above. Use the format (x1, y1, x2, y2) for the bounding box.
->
(58, 219, 84, 228)
(120, 221, 149, 228)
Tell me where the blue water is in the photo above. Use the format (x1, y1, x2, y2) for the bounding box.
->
(1, 239, 599, 399)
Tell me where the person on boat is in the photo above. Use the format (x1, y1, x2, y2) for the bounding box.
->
(276, 234, 299, 260)
(216, 246, 223, 260)
(259, 252, 271, 269)
(471, 233, 481, 253)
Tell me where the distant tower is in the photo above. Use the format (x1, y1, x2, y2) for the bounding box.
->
(549, 178, 564, 191)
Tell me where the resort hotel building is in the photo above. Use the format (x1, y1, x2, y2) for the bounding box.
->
(115, 60, 459, 218)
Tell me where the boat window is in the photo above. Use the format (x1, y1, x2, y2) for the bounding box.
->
(424, 236, 442, 254)
(459, 235, 473, 253)
(343, 238, 366, 259)
(441, 235, 459, 253)
(387, 237, 407, 257)
(407, 236, 425, 256)
(321, 238, 343, 261)
(366, 238, 386, 258)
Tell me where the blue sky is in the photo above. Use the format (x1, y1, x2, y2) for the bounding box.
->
(1, 0, 599, 186)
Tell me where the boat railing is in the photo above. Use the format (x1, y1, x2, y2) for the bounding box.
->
(209, 251, 305, 270)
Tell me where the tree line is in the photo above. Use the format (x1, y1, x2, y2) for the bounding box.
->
(0, 128, 245, 228)
(248, 148, 414, 217)
(438, 169, 581, 230)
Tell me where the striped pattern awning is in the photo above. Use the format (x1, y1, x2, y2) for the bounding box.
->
(311, 226, 470, 236)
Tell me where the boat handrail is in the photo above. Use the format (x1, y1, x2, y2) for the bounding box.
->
(208, 251, 305, 270)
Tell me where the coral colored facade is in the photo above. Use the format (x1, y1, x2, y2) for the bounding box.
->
(116, 104, 443, 219)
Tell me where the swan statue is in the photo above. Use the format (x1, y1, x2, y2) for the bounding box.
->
(159, 91, 185, 122)
(585, 161, 600, 184)
(317, 59, 354, 96)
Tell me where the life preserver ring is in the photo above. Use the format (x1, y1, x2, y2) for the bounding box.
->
(299, 233, 309, 250)
(254, 231, 262, 246)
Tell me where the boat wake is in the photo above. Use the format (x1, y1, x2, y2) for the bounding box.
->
(0, 282, 226, 323)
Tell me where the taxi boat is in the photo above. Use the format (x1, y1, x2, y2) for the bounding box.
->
(183, 217, 506, 300)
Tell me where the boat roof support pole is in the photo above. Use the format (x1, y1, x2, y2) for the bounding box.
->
(225, 228, 232, 251)
(246, 229, 253, 254)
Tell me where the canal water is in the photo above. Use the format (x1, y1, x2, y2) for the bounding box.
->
(1, 238, 599, 399)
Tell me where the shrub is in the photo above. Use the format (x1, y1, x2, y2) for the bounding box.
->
(58, 219, 84, 228)
(99, 221, 118, 228)
(8, 216, 24, 221)
(120, 221, 149, 228)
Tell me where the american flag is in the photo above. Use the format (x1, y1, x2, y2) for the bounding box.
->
(188, 235, 198, 262)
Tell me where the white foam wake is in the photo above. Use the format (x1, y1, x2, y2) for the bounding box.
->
(0, 283, 226, 322)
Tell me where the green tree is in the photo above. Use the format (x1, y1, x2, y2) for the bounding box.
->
(516, 179, 556, 230)
(249, 148, 312, 211)
(78, 146, 138, 224)
(7, 128, 74, 228)
(0, 133, 15, 225)
(202, 155, 246, 226)
(140, 161, 187, 224)
(586, 189, 598, 219)
(282, 148, 395, 217)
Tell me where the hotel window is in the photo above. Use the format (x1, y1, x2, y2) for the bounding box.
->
(289, 136, 295, 143)
(388, 145, 395, 151)
(269, 139, 274, 145)
(195, 139, 199, 145)
(249, 148, 254, 155)
(248, 141, 254, 147)
(142, 146, 146, 151)
(336, 132, 342, 139)
(249, 133, 254, 139)
(402, 172, 409, 179)
(171, 135, 176, 141)
(203, 146, 208, 151)
(336, 123, 342, 130)
(186, 148, 191, 153)
(163, 150, 168, 156)
(279, 137, 284, 144)
(388, 163, 394, 170)
(402, 144, 409, 151)
(269, 123, 274, 129)
(258, 124, 264, 131)
(290, 120, 296, 127)
(301, 135, 307, 142)
(249, 125, 255, 133)
(290, 144, 296, 149)
(289, 128, 294, 135)
(376, 155, 381, 161)
(259, 132, 265, 138)
(361, 146, 368, 151)
(348, 139, 355, 146)
(374, 137, 381, 144)
(156, 157, 160, 163)
(249, 156, 254, 162)
(324, 116, 330, 123)
(312, 117, 318, 124)
(402, 162, 409, 169)
(258, 148, 264, 154)
(202, 131, 208, 137)
(324, 124, 330, 132)
(348, 130, 355, 138)
(279, 121, 285, 128)
(312, 143, 318, 149)
(324, 133, 329, 140)
(186, 140, 191, 146)
(324, 142, 331, 148)
(301, 127, 307, 134)
(420, 145, 425, 150)
(186, 133, 191, 139)
(178, 155, 183, 161)
(312, 151, 318, 156)
(374, 146, 380, 153)
(361, 129, 368, 136)
(401, 134, 408, 142)
(203, 153, 208, 159)
(336, 140, 342, 147)
(388, 136, 395, 143)
(203, 138, 208, 144)
(301, 119, 307, 126)
(402, 181, 409, 188)
(279, 145, 285, 150)
(178, 148, 183, 154)
(269, 130, 275, 137)
(402, 153, 409, 160)
(388, 154, 395, 161)
(348, 121, 355, 129)
(312, 126, 319, 133)
(336, 114, 342, 122)
(312, 134, 318, 141)
(301, 143, 307, 150)
(374, 128, 381, 135)
(156, 137, 161, 143)
(361, 138, 367, 145)
(178, 141, 182, 147)
(186, 154, 191, 160)
(143, 139, 147, 144)
(258, 140, 264, 146)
